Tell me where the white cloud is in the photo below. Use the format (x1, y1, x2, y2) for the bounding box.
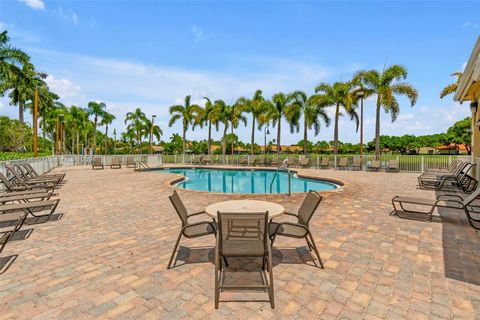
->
(45, 75, 83, 103)
(462, 21, 478, 29)
(191, 25, 207, 43)
(54, 7, 79, 25)
(18, 0, 44, 10)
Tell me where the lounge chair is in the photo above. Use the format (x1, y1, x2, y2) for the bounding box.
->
(202, 156, 211, 165)
(271, 158, 279, 167)
(386, 160, 399, 173)
(286, 158, 297, 168)
(249, 156, 256, 166)
(300, 157, 310, 168)
(5, 166, 57, 189)
(336, 158, 348, 170)
(126, 156, 136, 168)
(269, 191, 324, 268)
(167, 190, 216, 269)
(425, 159, 460, 173)
(1, 211, 28, 256)
(417, 162, 472, 190)
(20, 163, 66, 182)
(110, 157, 122, 169)
(320, 157, 330, 169)
(0, 172, 54, 193)
(0, 191, 53, 205)
(9, 164, 59, 185)
(92, 157, 104, 170)
(239, 156, 248, 166)
(367, 160, 381, 172)
(391, 187, 480, 229)
(215, 211, 274, 309)
(351, 158, 362, 171)
(0, 199, 60, 223)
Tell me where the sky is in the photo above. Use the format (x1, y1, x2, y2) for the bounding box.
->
(0, 0, 478, 146)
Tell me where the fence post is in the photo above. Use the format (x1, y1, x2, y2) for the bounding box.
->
(316, 155, 319, 169)
(421, 156, 424, 172)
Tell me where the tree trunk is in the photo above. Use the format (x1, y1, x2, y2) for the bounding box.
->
(18, 101, 24, 124)
(182, 127, 186, 155)
(231, 124, 234, 156)
(374, 98, 381, 159)
(93, 116, 97, 154)
(333, 104, 340, 155)
(276, 119, 281, 155)
(222, 124, 227, 156)
(71, 128, 75, 155)
(105, 125, 108, 155)
(42, 117, 46, 149)
(76, 131, 80, 155)
(303, 116, 308, 155)
(208, 121, 212, 155)
(251, 115, 255, 155)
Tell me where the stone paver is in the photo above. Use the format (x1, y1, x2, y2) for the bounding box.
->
(1, 165, 479, 319)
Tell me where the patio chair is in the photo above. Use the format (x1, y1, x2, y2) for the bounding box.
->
(269, 191, 324, 268)
(167, 190, 217, 269)
(202, 156, 211, 165)
(215, 211, 274, 309)
(5, 166, 57, 189)
(239, 156, 248, 166)
(20, 163, 66, 182)
(320, 157, 330, 169)
(271, 157, 279, 167)
(126, 156, 136, 168)
(351, 158, 362, 171)
(1, 211, 28, 256)
(367, 160, 381, 172)
(92, 157, 104, 170)
(391, 187, 480, 229)
(0, 199, 60, 224)
(249, 156, 257, 166)
(386, 160, 399, 173)
(417, 162, 472, 190)
(110, 157, 122, 169)
(298, 157, 309, 168)
(336, 158, 348, 170)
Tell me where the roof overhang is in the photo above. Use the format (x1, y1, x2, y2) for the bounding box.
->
(454, 37, 480, 102)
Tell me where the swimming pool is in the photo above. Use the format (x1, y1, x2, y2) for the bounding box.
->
(157, 168, 338, 194)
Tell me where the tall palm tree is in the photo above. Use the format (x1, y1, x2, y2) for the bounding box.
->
(313, 82, 358, 154)
(168, 95, 202, 155)
(197, 97, 222, 155)
(125, 108, 148, 154)
(144, 117, 163, 152)
(354, 65, 418, 156)
(67, 106, 85, 154)
(440, 72, 463, 99)
(224, 103, 247, 155)
(267, 92, 299, 154)
(236, 90, 271, 155)
(291, 90, 331, 155)
(213, 100, 230, 156)
(87, 101, 106, 153)
(100, 111, 116, 154)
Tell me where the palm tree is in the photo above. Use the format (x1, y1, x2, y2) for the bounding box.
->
(100, 111, 116, 154)
(125, 108, 148, 153)
(267, 92, 299, 154)
(236, 90, 271, 155)
(291, 90, 331, 155)
(440, 72, 463, 99)
(354, 65, 418, 156)
(67, 106, 84, 154)
(213, 100, 230, 156)
(313, 82, 358, 154)
(144, 117, 163, 152)
(87, 101, 106, 153)
(168, 95, 202, 155)
(224, 103, 247, 156)
(197, 97, 222, 155)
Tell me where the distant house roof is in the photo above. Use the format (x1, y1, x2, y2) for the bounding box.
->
(260, 145, 302, 152)
(435, 144, 469, 151)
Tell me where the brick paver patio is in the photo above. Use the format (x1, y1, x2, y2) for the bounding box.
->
(1, 166, 479, 319)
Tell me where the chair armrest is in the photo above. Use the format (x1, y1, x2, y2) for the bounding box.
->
(283, 211, 298, 217)
(271, 221, 309, 237)
(183, 220, 216, 231)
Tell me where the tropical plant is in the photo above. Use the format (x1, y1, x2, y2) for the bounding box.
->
(196, 97, 223, 155)
(87, 101, 106, 152)
(354, 65, 418, 157)
(440, 72, 463, 99)
(236, 90, 271, 155)
(100, 111, 116, 154)
(144, 117, 163, 153)
(125, 107, 148, 153)
(266, 92, 300, 154)
(168, 95, 202, 155)
(313, 82, 358, 154)
(224, 103, 247, 155)
(290, 90, 331, 155)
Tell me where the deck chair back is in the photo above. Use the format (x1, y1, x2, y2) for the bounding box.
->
(169, 190, 189, 225)
(297, 191, 323, 226)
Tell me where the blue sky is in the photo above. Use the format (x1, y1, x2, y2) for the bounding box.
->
(0, 0, 478, 145)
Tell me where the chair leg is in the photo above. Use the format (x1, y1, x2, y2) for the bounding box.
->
(305, 236, 313, 251)
(307, 232, 324, 269)
(167, 231, 183, 269)
(267, 253, 275, 309)
(215, 251, 220, 309)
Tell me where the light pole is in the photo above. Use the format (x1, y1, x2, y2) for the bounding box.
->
(264, 126, 270, 155)
(150, 114, 156, 154)
(356, 90, 365, 160)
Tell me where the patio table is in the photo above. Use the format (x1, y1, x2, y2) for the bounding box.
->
(205, 200, 284, 219)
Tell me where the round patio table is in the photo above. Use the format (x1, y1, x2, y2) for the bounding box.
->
(205, 200, 284, 219)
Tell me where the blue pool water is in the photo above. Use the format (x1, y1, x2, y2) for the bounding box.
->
(157, 168, 338, 194)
